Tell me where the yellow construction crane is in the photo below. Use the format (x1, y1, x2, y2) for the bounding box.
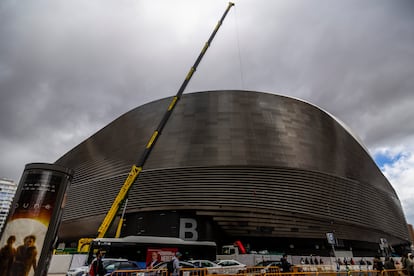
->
(77, 2, 235, 253)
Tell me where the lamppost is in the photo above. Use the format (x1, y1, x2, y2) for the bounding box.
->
(326, 232, 338, 270)
(326, 232, 337, 256)
(379, 238, 390, 257)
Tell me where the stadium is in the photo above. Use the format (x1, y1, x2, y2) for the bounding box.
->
(55, 90, 411, 256)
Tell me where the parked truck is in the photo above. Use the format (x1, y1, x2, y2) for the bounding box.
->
(216, 242, 283, 266)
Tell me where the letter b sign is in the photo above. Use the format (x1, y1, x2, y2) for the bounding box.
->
(179, 218, 198, 241)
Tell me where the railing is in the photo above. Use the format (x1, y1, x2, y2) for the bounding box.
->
(109, 267, 408, 276)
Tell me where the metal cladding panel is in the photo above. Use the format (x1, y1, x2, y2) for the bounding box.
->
(55, 90, 409, 244)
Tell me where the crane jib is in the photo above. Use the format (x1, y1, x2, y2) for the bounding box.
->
(95, 2, 235, 239)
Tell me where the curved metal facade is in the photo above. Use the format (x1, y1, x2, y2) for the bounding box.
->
(55, 90, 410, 252)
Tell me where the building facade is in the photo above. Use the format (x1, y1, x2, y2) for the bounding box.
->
(0, 178, 17, 233)
(55, 90, 411, 255)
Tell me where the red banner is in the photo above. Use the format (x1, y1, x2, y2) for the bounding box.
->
(146, 247, 178, 268)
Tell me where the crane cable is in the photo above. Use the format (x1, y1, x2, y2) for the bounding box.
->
(232, 4, 246, 90)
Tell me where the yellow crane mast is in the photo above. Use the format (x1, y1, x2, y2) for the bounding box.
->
(77, 2, 235, 253)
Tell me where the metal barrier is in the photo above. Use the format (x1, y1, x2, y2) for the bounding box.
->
(109, 268, 207, 276)
(109, 268, 408, 276)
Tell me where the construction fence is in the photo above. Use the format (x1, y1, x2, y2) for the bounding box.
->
(108, 267, 408, 276)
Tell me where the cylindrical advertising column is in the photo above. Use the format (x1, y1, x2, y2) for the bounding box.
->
(0, 163, 73, 276)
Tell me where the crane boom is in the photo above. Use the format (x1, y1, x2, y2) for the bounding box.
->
(96, 2, 235, 239)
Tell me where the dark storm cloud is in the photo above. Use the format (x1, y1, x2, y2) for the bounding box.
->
(1, 0, 413, 222)
(187, 1, 414, 151)
(226, 0, 414, 148)
(0, 0, 221, 179)
(0, 1, 170, 141)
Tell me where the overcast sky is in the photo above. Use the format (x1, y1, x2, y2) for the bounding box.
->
(1, 0, 414, 227)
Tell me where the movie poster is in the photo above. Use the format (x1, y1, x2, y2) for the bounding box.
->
(0, 163, 73, 276)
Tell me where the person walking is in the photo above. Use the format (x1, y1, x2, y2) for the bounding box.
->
(384, 256, 396, 276)
(90, 249, 106, 276)
(280, 254, 292, 272)
(384, 256, 395, 270)
(373, 255, 384, 276)
(171, 252, 182, 276)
